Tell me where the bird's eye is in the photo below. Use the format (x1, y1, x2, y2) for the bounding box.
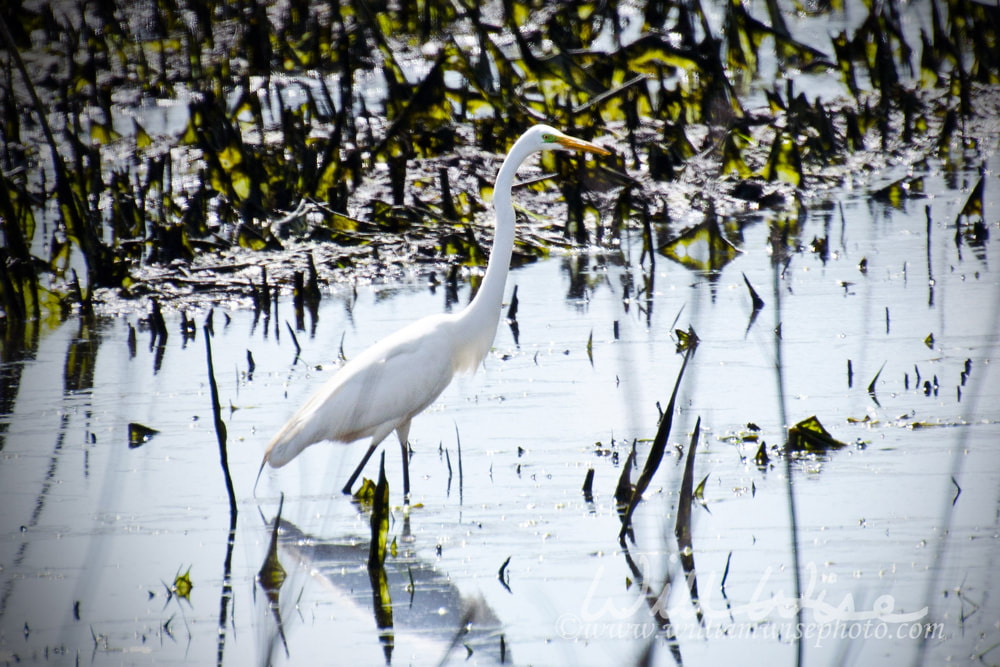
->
(542, 133, 555, 142)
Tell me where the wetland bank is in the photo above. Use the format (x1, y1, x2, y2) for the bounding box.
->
(1, 0, 999, 665)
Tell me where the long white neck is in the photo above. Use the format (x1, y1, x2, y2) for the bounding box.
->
(452, 134, 539, 371)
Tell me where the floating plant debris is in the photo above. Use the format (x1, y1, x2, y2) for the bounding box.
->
(787, 416, 848, 453)
(614, 447, 636, 508)
(498, 556, 512, 594)
(352, 477, 378, 507)
(171, 567, 193, 602)
(582, 468, 595, 501)
(868, 361, 887, 405)
(694, 474, 710, 512)
(743, 273, 765, 312)
(127, 422, 159, 448)
(674, 325, 700, 353)
(754, 442, 770, 467)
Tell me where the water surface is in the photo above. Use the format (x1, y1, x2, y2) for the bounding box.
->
(1, 155, 999, 666)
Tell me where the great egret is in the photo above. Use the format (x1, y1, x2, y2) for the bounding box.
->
(258, 125, 610, 500)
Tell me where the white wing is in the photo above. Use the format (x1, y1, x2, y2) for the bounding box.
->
(265, 313, 461, 467)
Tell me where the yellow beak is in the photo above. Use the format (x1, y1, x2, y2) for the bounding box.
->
(555, 134, 611, 156)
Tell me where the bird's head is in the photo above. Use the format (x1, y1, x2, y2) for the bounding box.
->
(529, 124, 611, 156)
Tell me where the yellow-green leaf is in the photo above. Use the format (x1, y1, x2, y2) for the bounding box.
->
(134, 120, 152, 149)
(694, 473, 709, 506)
(173, 567, 193, 600)
(353, 477, 377, 505)
(761, 132, 802, 186)
(218, 144, 242, 171)
(722, 132, 752, 178)
(787, 416, 847, 452)
(231, 168, 250, 200)
(90, 121, 121, 145)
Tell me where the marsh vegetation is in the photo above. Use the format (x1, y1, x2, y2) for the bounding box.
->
(1, 0, 998, 665)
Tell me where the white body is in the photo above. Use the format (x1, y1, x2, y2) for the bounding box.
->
(260, 125, 608, 492)
(265, 308, 494, 467)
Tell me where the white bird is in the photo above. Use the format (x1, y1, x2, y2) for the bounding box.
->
(258, 125, 610, 500)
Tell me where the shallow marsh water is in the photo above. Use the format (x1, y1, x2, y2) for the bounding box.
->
(2, 149, 999, 666)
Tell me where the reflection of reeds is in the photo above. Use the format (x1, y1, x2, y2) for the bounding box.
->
(367, 453, 394, 663)
(771, 220, 803, 666)
(203, 324, 237, 517)
(257, 494, 288, 660)
(203, 322, 239, 667)
(674, 417, 703, 625)
(916, 288, 1000, 666)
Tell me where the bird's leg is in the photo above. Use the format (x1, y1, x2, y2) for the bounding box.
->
(397, 422, 412, 504)
(342, 442, 378, 495)
(401, 439, 411, 502)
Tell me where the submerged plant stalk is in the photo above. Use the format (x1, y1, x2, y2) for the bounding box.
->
(619, 342, 695, 544)
(204, 325, 237, 517)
